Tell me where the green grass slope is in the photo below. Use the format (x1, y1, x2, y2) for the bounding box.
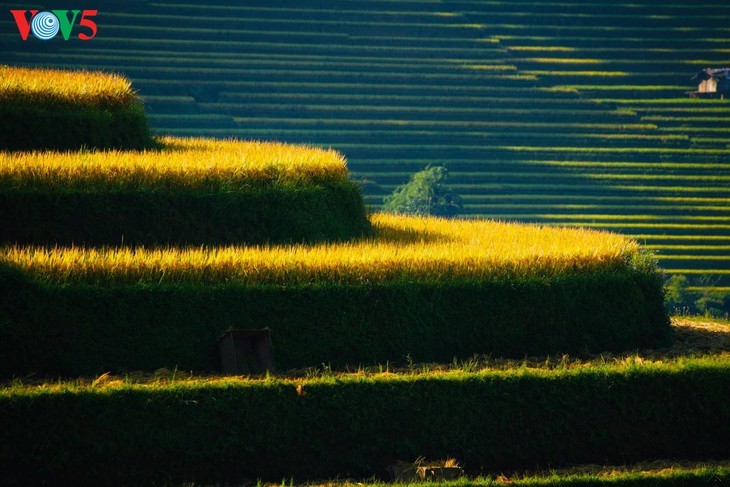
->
(2, 356, 728, 484)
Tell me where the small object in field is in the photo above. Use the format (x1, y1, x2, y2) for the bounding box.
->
(388, 457, 463, 481)
(417, 465, 463, 480)
(688, 67, 730, 98)
(218, 328, 274, 375)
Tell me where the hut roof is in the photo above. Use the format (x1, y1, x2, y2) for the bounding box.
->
(693, 68, 730, 81)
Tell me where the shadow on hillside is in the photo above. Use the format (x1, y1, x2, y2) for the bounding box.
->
(0, 219, 455, 250)
(369, 221, 456, 244)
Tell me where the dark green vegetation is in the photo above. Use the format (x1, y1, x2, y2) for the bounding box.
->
(665, 274, 730, 317)
(2, 0, 727, 293)
(1, 357, 728, 485)
(0, 101, 154, 151)
(384, 166, 463, 216)
(0, 261, 668, 378)
(0, 178, 370, 246)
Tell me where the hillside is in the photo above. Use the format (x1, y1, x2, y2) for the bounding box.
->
(0, 60, 727, 485)
(2, 0, 728, 294)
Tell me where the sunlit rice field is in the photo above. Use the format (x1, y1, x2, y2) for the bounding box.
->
(0, 136, 349, 190)
(0, 65, 137, 108)
(1, 213, 641, 286)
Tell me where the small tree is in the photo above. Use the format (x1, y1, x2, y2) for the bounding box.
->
(664, 274, 690, 313)
(694, 274, 729, 318)
(695, 290, 727, 318)
(383, 166, 462, 217)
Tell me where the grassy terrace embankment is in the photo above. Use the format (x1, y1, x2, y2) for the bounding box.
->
(256, 463, 730, 487)
(2, 355, 728, 484)
(230, 462, 730, 486)
(0, 213, 668, 376)
(0, 135, 370, 245)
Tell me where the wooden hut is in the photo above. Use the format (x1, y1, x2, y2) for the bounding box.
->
(689, 68, 730, 98)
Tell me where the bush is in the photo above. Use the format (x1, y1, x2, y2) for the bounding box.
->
(664, 274, 690, 313)
(663, 274, 730, 318)
(383, 166, 462, 216)
(695, 290, 729, 318)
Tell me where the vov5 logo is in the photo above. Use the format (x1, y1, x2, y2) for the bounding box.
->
(10, 9, 98, 40)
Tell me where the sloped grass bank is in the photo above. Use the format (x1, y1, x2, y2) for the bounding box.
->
(0, 215, 669, 377)
(0, 66, 154, 150)
(270, 463, 730, 486)
(1, 356, 727, 485)
(0, 137, 371, 245)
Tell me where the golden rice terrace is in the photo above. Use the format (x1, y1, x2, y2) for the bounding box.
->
(3, 0, 726, 294)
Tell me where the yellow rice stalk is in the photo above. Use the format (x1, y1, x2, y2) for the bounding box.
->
(1, 213, 639, 286)
(0, 65, 137, 107)
(0, 136, 348, 188)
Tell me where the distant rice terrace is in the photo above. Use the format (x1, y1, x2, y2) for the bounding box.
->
(3, 0, 729, 291)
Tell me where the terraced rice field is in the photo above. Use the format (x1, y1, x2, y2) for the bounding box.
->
(0, 135, 349, 189)
(0, 65, 136, 107)
(473, 0, 730, 290)
(2, 213, 638, 286)
(2, 0, 728, 290)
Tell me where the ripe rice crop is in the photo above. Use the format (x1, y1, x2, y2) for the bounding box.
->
(0, 136, 369, 245)
(0, 65, 151, 150)
(0, 213, 639, 286)
(0, 136, 349, 191)
(0, 214, 666, 375)
(0, 65, 137, 108)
